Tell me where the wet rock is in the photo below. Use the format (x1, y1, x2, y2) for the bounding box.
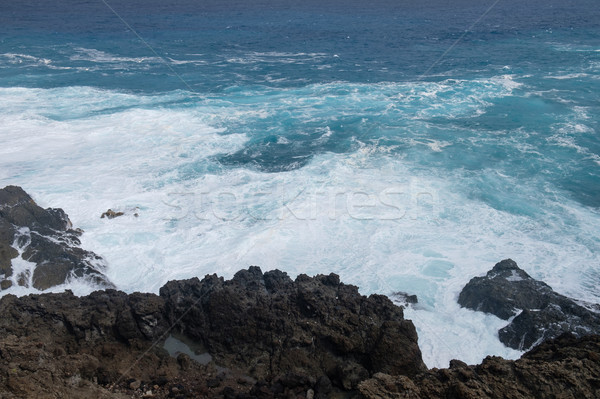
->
(0, 241, 18, 277)
(458, 259, 600, 350)
(100, 209, 124, 219)
(391, 291, 418, 305)
(0, 185, 113, 290)
(0, 185, 71, 231)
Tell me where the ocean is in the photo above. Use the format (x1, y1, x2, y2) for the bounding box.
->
(1, 0, 599, 368)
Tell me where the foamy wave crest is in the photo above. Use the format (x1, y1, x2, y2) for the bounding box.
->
(224, 51, 329, 65)
(0, 53, 72, 70)
(1, 53, 52, 65)
(70, 47, 162, 64)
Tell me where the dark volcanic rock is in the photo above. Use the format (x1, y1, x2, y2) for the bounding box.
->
(458, 259, 600, 350)
(358, 334, 600, 399)
(160, 267, 427, 385)
(0, 267, 426, 398)
(0, 289, 170, 398)
(0, 185, 113, 290)
(100, 209, 124, 219)
(391, 291, 418, 305)
(0, 267, 599, 398)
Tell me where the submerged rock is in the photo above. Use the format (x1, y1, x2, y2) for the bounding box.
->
(100, 209, 124, 219)
(391, 291, 418, 305)
(458, 259, 600, 350)
(0, 185, 113, 290)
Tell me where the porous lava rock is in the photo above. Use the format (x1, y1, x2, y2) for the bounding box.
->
(160, 267, 426, 387)
(0, 267, 599, 398)
(0, 267, 426, 398)
(358, 334, 600, 399)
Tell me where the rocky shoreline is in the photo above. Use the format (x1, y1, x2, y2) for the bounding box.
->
(0, 268, 425, 398)
(1, 185, 599, 398)
(1, 268, 599, 399)
(0, 186, 112, 291)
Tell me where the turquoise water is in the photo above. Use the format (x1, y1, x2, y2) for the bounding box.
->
(0, 0, 599, 367)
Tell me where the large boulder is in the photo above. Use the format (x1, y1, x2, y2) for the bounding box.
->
(0, 185, 113, 290)
(160, 267, 427, 390)
(458, 259, 600, 350)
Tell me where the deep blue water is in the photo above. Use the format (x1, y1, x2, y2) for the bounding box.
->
(2, 0, 599, 90)
(2, 0, 599, 207)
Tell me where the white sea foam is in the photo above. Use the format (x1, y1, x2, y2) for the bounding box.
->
(1, 84, 598, 369)
(70, 47, 161, 64)
(166, 57, 208, 65)
(423, 139, 451, 152)
(225, 51, 328, 65)
(1, 53, 52, 65)
(556, 122, 593, 134)
(546, 73, 592, 80)
(403, 302, 522, 367)
(550, 43, 600, 53)
(0, 53, 72, 70)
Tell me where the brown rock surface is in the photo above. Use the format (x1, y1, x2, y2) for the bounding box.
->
(101, 209, 125, 219)
(0, 267, 426, 398)
(358, 333, 600, 399)
(160, 267, 426, 385)
(0, 267, 598, 398)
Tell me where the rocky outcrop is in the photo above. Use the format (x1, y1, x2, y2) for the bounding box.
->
(0, 265, 599, 398)
(391, 291, 418, 306)
(160, 267, 426, 386)
(0, 185, 113, 291)
(0, 289, 168, 398)
(458, 259, 600, 350)
(0, 267, 426, 398)
(358, 333, 600, 399)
